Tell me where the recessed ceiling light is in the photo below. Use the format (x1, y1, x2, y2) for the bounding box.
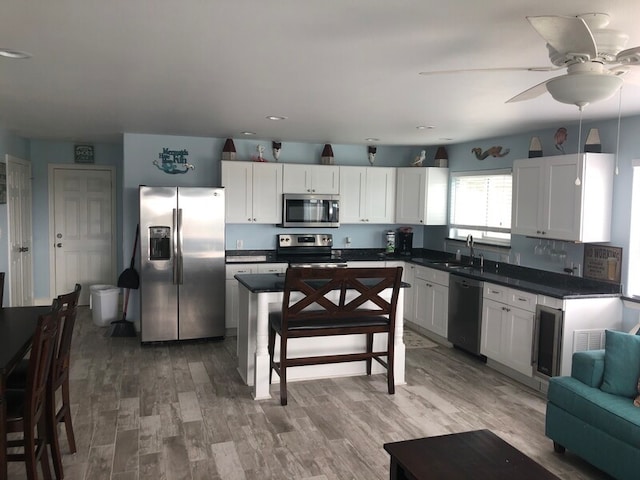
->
(0, 49, 32, 59)
(439, 137, 453, 141)
(416, 125, 435, 130)
(266, 115, 287, 121)
(365, 138, 379, 142)
(241, 131, 256, 136)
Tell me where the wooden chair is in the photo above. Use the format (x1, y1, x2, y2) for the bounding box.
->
(7, 284, 81, 480)
(268, 267, 403, 406)
(47, 284, 81, 479)
(5, 299, 61, 480)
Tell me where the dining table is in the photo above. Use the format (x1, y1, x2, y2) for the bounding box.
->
(0, 305, 51, 480)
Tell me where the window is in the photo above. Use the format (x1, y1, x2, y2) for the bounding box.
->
(449, 170, 512, 246)
(627, 163, 640, 297)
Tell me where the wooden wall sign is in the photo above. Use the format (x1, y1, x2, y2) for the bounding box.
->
(583, 245, 622, 283)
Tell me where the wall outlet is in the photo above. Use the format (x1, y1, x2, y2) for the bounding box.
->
(236, 239, 243, 249)
(514, 252, 521, 265)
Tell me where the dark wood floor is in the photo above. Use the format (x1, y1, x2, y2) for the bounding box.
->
(8, 307, 611, 479)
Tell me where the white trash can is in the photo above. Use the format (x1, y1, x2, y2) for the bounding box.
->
(90, 285, 120, 327)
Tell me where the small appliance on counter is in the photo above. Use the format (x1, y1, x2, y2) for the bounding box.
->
(275, 233, 346, 267)
(396, 227, 413, 256)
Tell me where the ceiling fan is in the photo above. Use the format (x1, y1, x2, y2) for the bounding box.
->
(420, 13, 640, 109)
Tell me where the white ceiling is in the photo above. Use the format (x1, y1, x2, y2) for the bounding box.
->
(2, 1, 640, 146)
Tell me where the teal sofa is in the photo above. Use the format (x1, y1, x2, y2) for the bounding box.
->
(546, 330, 640, 480)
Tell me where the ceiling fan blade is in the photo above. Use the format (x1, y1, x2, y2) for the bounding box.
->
(527, 15, 597, 60)
(616, 46, 640, 64)
(418, 66, 558, 76)
(506, 79, 551, 103)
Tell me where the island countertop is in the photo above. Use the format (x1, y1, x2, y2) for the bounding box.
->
(235, 272, 411, 294)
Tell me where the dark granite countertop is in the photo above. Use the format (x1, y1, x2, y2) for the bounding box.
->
(227, 248, 621, 299)
(235, 272, 410, 294)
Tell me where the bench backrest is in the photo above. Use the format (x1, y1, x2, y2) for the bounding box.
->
(281, 266, 403, 329)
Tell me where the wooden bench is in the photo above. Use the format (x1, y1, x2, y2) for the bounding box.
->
(268, 266, 403, 405)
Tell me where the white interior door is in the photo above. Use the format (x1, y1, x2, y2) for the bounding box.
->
(50, 165, 115, 305)
(6, 155, 33, 306)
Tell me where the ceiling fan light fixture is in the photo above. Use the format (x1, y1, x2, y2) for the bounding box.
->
(546, 73, 623, 108)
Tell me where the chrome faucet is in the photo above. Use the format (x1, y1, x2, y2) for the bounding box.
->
(466, 234, 474, 265)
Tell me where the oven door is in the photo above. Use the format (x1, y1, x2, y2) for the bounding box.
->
(281, 194, 339, 227)
(533, 304, 564, 379)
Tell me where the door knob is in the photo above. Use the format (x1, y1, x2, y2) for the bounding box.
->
(57, 243, 63, 248)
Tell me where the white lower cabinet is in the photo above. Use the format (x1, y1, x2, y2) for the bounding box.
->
(481, 283, 537, 377)
(225, 263, 287, 331)
(413, 265, 449, 338)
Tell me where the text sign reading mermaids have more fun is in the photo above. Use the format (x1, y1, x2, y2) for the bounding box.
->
(153, 148, 194, 174)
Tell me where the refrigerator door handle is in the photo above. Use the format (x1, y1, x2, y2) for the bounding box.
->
(173, 208, 179, 284)
(177, 208, 184, 285)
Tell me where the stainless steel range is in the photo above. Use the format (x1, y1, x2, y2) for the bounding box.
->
(276, 234, 347, 267)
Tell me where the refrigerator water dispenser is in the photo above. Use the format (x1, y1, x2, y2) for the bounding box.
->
(149, 226, 171, 260)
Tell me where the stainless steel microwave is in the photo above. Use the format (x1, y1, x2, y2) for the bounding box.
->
(281, 193, 340, 228)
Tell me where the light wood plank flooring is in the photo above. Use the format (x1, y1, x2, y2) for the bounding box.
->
(9, 307, 612, 479)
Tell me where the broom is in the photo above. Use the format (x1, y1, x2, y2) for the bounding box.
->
(109, 224, 140, 337)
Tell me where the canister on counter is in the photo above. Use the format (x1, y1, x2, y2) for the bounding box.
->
(386, 230, 396, 253)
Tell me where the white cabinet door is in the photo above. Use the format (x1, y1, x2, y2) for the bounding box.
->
(339, 166, 367, 223)
(364, 167, 396, 223)
(339, 166, 395, 224)
(221, 162, 282, 224)
(283, 164, 339, 194)
(430, 282, 449, 338)
(403, 263, 416, 323)
(225, 264, 255, 329)
(511, 161, 543, 237)
(395, 167, 448, 225)
(481, 298, 505, 360)
(221, 162, 253, 223)
(252, 163, 283, 223)
(504, 306, 535, 376)
(413, 266, 449, 337)
(310, 165, 340, 194)
(544, 156, 582, 240)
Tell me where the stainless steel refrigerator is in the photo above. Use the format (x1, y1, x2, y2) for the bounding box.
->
(139, 186, 225, 342)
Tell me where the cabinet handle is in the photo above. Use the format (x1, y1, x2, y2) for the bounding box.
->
(491, 290, 500, 294)
(517, 297, 527, 302)
(253, 218, 256, 222)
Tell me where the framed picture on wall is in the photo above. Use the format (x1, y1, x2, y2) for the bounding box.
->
(74, 144, 95, 164)
(0, 162, 6, 204)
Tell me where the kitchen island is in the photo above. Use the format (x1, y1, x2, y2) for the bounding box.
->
(235, 272, 406, 400)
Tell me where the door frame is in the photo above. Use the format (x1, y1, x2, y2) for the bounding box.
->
(47, 163, 117, 300)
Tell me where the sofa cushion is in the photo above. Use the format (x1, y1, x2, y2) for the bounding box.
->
(601, 330, 640, 398)
(549, 376, 640, 448)
(571, 349, 605, 388)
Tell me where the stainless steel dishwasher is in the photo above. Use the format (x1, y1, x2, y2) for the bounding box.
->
(447, 274, 484, 356)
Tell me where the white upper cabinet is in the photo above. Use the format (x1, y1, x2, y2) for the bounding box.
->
(395, 167, 448, 225)
(282, 164, 339, 194)
(339, 166, 396, 223)
(511, 153, 614, 242)
(221, 161, 283, 223)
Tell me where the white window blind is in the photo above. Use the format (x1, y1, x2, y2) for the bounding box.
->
(449, 170, 512, 245)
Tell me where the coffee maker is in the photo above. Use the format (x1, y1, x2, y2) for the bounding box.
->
(396, 231, 413, 256)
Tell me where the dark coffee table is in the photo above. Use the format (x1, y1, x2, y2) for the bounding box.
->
(383, 429, 559, 479)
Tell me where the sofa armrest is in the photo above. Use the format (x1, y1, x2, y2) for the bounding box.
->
(571, 349, 605, 387)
